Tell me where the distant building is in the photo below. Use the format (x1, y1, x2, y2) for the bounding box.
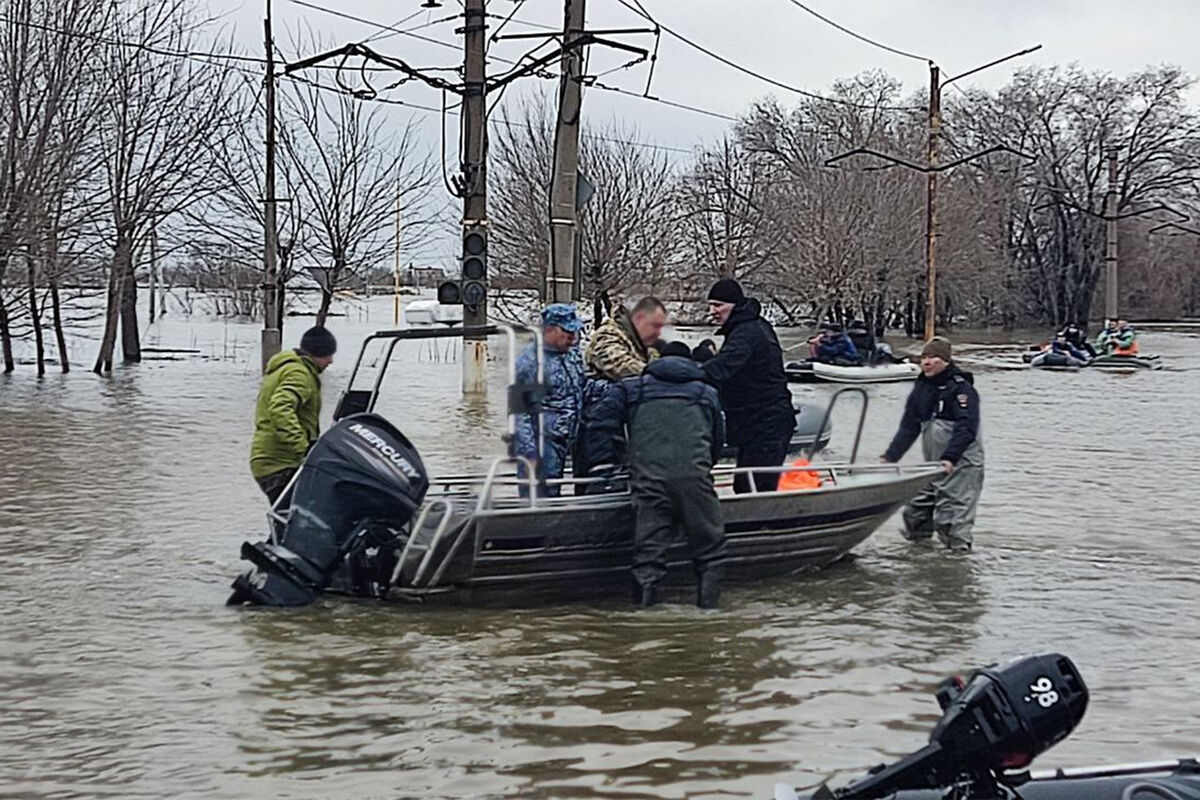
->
(405, 266, 447, 288)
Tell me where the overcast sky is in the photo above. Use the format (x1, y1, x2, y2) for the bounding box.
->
(207, 0, 1200, 264)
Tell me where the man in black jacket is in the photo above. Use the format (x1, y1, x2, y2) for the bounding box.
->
(701, 278, 794, 493)
(585, 342, 727, 608)
(881, 336, 985, 551)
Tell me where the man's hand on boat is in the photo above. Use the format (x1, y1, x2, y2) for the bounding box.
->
(940, 460, 954, 474)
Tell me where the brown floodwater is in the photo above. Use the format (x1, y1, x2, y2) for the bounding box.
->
(2, 301, 1198, 799)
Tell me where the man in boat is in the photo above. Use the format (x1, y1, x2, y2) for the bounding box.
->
(249, 326, 337, 504)
(846, 319, 877, 364)
(585, 296, 666, 381)
(809, 324, 862, 366)
(881, 336, 984, 552)
(1111, 319, 1139, 355)
(1049, 334, 1090, 363)
(585, 341, 727, 608)
(1057, 320, 1095, 357)
(514, 303, 586, 497)
(701, 278, 794, 493)
(1094, 319, 1118, 355)
(691, 338, 717, 363)
(576, 297, 667, 487)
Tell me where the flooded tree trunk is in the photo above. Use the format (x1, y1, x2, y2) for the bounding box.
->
(0, 273, 12, 373)
(26, 251, 44, 376)
(93, 238, 130, 374)
(315, 289, 332, 327)
(50, 277, 67, 373)
(119, 232, 140, 362)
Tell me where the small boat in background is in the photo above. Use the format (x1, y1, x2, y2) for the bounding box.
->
(785, 359, 919, 384)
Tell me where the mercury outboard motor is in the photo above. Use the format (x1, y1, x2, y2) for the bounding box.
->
(229, 413, 428, 607)
(785, 654, 1089, 800)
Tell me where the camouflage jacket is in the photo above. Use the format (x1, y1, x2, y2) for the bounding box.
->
(585, 307, 656, 381)
(513, 342, 586, 458)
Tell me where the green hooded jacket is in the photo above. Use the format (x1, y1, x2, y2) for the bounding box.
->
(250, 350, 323, 479)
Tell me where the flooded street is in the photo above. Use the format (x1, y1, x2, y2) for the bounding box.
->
(2, 303, 1199, 799)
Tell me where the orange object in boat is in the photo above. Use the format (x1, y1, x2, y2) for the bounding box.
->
(779, 457, 822, 490)
(1114, 341, 1139, 355)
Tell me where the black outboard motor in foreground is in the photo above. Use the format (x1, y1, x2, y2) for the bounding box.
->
(782, 653, 1200, 799)
(229, 413, 429, 607)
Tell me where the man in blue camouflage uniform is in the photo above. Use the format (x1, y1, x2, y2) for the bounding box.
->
(514, 304, 586, 496)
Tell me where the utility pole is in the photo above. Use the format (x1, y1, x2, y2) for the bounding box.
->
(825, 46, 1041, 342)
(923, 63, 940, 342)
(393, 182, 402, 326)
(461, 0, 489, 394)
(1104, 147, 1119, 321)
(261, 0, 282, 372)
(547, 0, 586, 304)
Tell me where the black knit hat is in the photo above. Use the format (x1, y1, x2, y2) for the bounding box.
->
(707, 277, 745, 305)
(658, 341, 693, 359)
(299, 325, 337, 358)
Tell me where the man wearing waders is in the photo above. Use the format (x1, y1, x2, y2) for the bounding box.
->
(882, 336, 984, 551)
(585, 342, 728, 608)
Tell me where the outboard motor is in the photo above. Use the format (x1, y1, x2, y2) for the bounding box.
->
(786, 654, 1088, 800)
(229, 413, 429, 607)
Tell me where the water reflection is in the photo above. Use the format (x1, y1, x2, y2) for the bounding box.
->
(2, 311, 1199, 798)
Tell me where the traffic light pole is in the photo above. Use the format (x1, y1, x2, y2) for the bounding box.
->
(547, 0, 585, 304)
(461, 0, 489, 394)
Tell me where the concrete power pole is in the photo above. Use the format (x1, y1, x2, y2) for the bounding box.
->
(461, 0, 489, 394)
(923, 63, 941, 342)
(547, 0, 586, 304)
(1104, 147, 1119, 321)
(261, 0, 282, 372)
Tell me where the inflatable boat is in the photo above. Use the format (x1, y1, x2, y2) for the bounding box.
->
(785, 360, 919, 385)
(229, 325, 941, 608)
(1089, 353, 1163, 373)
(774, 653, 1199, 800)
(1026, 350, 1088, 371)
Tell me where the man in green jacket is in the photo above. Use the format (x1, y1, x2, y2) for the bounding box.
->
(249, 326, 337, 503)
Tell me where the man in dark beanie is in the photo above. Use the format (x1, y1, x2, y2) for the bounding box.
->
(249, 326, 337, 504)
(585, 340, 727, 608)
(701, 277, 794, 493)
(881, 336, 984, 551)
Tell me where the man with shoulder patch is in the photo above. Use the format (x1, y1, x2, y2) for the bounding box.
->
(250, 326, 337, 504)
(881, 336, 984, 551)
(585, 296, 666, 381)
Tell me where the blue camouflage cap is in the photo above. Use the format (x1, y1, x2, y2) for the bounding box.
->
(541, 303, 583, 333)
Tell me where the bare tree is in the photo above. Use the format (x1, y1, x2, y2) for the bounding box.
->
(0, 0, 107, 371)
(91, 0, 240, 373)
(279, 74, 440, 326)
(489, 100, 680, 320)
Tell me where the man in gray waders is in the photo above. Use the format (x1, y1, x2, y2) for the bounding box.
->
(881, 336, 984, 551)
(584, 342, 728, 607)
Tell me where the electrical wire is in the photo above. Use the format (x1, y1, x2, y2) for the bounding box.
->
(585, 79, 738, 121)
(284, 0, 518, 66)
(780, 0, 930, 63)
(613, 0, 922, 111)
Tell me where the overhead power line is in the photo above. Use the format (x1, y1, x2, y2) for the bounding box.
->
(780, 0, 930, 63)
(614, 0, 921, 112)
(284, 0, 518, 66)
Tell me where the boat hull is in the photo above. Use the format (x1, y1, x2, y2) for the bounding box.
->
(785, 360, 919, 384)
(394, 468, 940, 603)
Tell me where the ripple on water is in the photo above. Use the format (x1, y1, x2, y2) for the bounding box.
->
(2, 321, 1199, 798)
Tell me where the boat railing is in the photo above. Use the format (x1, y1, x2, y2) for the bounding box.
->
(423, 458, 942, 509)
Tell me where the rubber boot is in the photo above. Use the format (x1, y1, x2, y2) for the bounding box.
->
(633, 582, 659, 608)
(696, 570, 721, 609)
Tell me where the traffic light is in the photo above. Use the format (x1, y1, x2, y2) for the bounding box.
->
(437, 280, 462, 305)
(461, 225, 486, 312)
